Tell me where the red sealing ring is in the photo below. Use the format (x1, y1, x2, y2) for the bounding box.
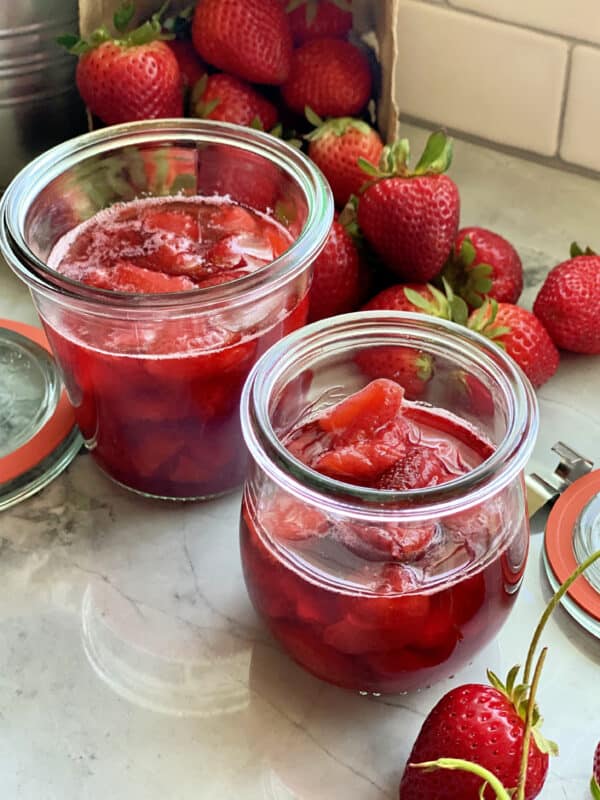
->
(0, 319, 76, 484)
(545, 470, 600, 622)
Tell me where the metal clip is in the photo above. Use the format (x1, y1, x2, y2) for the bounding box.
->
(526, 442, 594, 517)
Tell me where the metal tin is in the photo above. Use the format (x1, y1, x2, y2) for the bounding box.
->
(0, 0, 87, 191)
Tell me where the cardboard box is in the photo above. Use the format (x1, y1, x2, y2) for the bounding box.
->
(78, 0, 399, 141)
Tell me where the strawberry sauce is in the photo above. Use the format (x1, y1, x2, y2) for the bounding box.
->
(46, 196, 302, 498)
(241, 379, 528, 693)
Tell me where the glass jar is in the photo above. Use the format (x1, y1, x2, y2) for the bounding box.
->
(240, 312, 538, 694)
(0, 120, 333, 500)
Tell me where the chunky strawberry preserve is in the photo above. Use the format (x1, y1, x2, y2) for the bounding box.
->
(0, 121, 333, 499)
(42, 196, 305, 498)
(240, 314, 538, 693)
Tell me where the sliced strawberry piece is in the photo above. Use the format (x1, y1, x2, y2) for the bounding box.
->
(337, 520, 437, 562)
(197, 269, 247, 288)
(319, 378, 405, 437)
(377, 443, 468, 491)
(84, 261, 196, 294)
(260, 493, 328, 542)
(142, 209, 200, 240)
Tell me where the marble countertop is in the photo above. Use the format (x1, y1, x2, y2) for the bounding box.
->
(1, 125, 600, 800)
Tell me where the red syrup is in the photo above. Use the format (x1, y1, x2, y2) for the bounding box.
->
(45, 196, 303, 498)
(241, 379, 529, 693)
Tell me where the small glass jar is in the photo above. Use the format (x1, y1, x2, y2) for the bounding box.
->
(240, 312, 538, 694)
(0, 120, 332, 500)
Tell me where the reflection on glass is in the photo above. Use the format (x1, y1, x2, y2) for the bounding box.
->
(81, 579, 251, 717)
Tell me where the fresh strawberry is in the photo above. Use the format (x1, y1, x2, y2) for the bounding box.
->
(192, 74, 278, 130)
(399, 678, 551, 799)
(358, 132, 460, 282)
(356, 344, 432, 399)
(468, 300, 559, 388)
(308, 220, 365, 322)
(167, 39, 206, 88)
(59, 5, 183, 125)
(287, 0, 353, 44)
(592, 742, 600, 800)
(443, 226, 523, 308)
(362, 281, 464, 319)
(305, 111, 383, 207)
(533, 243, 600, 354)
(400, 549, 600, 800)
(191, 0, 292, 85)
(281, 38, 372, 117)
(356, 281, 470, 398)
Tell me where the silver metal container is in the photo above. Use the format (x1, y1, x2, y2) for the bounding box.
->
(0, 0, 87, 192)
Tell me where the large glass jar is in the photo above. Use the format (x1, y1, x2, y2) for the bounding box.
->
(0, 120, 332, 500)
(240, 312, 538, 693)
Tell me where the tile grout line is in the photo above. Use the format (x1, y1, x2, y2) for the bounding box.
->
(398, 113, 600, 181)
(414, 0, 600, 49)
(555, 43, 574, 163)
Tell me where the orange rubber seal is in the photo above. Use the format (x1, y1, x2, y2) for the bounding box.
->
(545, 470, 600, 622)
(0, 319, 76, 483)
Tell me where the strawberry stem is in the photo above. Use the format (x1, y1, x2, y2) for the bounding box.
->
(410, 758, 512, 800)
(516, 647, 548, 800)
(523, 548, 600, 685)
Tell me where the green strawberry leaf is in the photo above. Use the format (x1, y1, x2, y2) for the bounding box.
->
(570, 241, 596, 257)
(459, 235, 477, 267)
(487, 669, 504, 693)
(286, 0, 305, 11)
(190, 74, 208, 105)
(305, 106, 324, 129)
(404, 288, 434, 313)
(250, 116, 264, 131)
(114, 1, 135, 33)
(505, 664, 520, 696)
(384, 139, 410, 173)
(472, 276, 494, 294)
(413, 130, 453, 175)
(357, 157, 381, 177)
(590, 776, 600, 800)
(56, 33, 91, 54)
(450, 294, 469, 325)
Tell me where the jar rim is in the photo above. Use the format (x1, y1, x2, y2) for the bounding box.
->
(0, 119, 333, 313)
(241, 311, 539, 523)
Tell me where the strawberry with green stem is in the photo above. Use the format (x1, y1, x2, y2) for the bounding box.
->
(286, 0, 353, 45)
(442, 226, 523, 308)
(305, 108, 384, 208)
(59, 2, 183, 126)
(357, 131, 460, 282)
(468, 299, 559, 388)
(533, 242, 600, 355)
(357, 279, 467, 399)
(401, 548, 600, 800)
(191, 74, 278, 130)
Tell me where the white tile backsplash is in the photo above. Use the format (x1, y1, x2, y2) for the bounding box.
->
(392, 0, 600, 173)
(394, 1, 568, 156)
(449, 0, 600, 46)
(560, 46, 600, 172)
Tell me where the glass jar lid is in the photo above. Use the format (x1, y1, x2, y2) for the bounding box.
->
(544, 469, 600, 639)
(0, 318, 82, 510)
